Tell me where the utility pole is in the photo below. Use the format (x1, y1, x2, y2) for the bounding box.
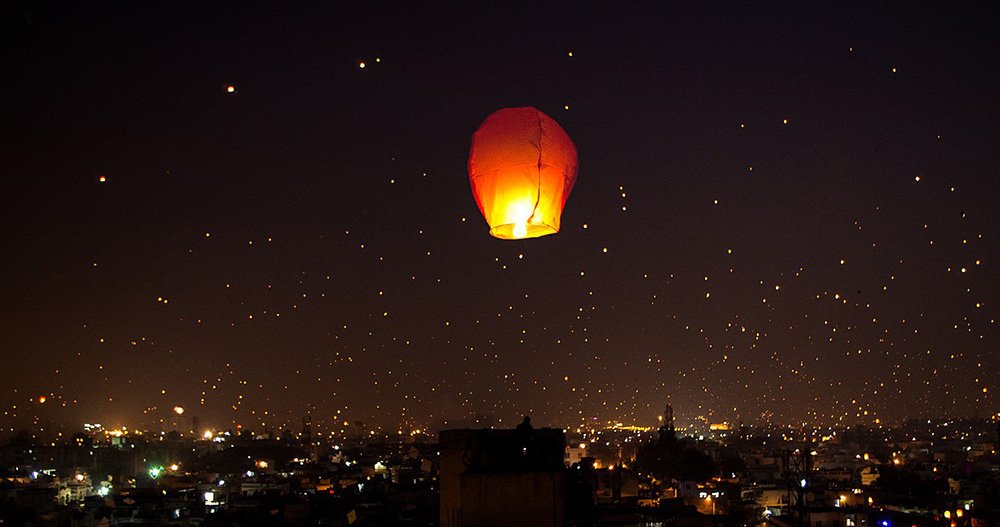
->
(783, 446, 813, 527)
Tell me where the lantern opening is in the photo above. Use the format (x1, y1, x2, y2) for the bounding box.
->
(492, 221, 557, 240)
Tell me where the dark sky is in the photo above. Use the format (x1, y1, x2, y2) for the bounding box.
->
(2, 2, 999, 436)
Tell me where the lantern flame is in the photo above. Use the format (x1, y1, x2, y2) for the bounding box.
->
(507, 200, 535, 239)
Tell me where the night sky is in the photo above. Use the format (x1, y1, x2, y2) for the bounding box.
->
(3, 2, 999, 436)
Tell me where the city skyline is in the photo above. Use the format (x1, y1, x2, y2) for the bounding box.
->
(2, 3, 999, 435)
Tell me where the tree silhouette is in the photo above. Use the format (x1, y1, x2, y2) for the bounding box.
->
(636, 426, 718, 482)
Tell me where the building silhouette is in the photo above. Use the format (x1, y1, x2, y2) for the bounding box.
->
(439, 423, 570, 527)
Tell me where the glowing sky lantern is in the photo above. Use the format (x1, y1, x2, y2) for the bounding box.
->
(468, 107, 578, 239)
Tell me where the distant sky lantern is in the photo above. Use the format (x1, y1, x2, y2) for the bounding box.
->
(173, 405, 184, 415)
(468, 107, 577, 239)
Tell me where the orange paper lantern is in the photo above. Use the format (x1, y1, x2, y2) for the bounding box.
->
(468, 107, 578, 239)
